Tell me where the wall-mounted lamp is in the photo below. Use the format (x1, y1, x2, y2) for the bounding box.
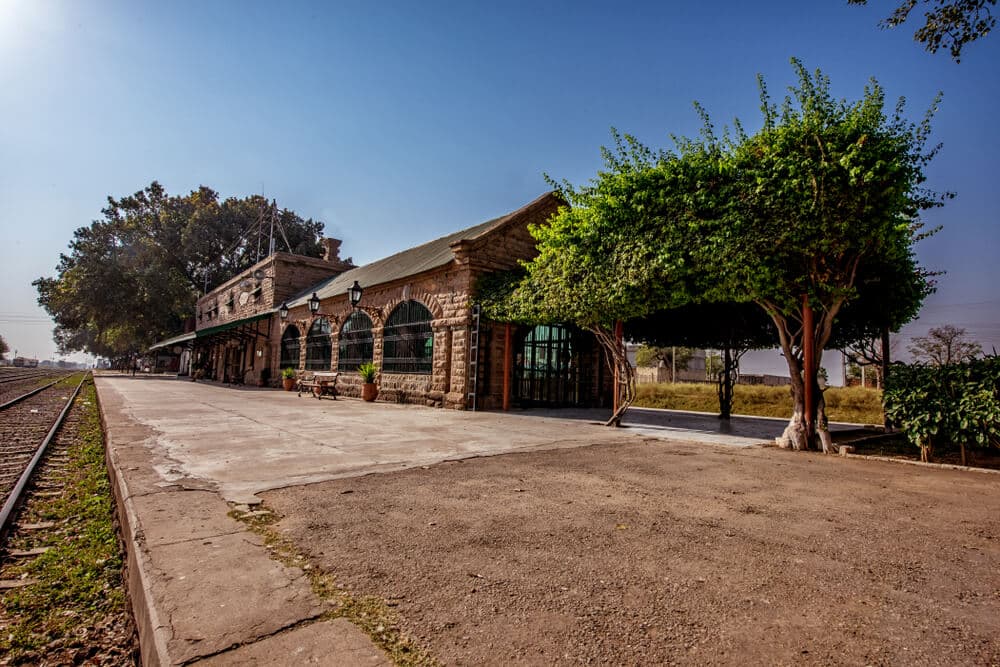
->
(278, 302, 289, 320)
(348, 281, 363, 308)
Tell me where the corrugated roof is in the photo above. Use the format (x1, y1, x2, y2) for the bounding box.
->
(148, 331, 196, 351)
(286, 193, 554, 308)
(195, 311, 273, 338)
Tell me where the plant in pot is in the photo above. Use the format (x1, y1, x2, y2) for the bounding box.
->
(281, 367, 297, 391)
(358, 362, 378, 402)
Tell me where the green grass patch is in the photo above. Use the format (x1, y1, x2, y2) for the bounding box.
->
(0, 379, 133, 664)
(634, 382, 884, 425)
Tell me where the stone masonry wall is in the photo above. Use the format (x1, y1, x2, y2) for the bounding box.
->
(196, 252, 352, 331)
(275, 264, 476, 408)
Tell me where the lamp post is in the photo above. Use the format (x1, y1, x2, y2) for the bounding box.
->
(347, 281, 363, 308)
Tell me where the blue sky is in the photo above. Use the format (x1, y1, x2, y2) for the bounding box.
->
(1, 1, 997, 378)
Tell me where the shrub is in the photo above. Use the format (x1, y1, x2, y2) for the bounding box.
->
(883, 357, 1000, 464)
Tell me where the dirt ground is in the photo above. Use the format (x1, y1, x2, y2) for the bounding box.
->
(264, 438, 1000, 666)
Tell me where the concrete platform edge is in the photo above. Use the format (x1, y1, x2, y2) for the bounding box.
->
(97, 387, 173, 667)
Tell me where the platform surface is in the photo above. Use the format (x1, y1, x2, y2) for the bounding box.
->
(95, 373, 820, 664)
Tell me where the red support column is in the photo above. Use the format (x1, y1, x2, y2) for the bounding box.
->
(612, 320, 624, 413)
(802, 295, 815, 443)
(502, 323, 512, 411)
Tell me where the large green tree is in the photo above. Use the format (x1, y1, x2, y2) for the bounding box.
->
(849, 0, 995, 61)
(700, 61, 946, 450)
(481, 133, 712, 424)
(487, 61, 942, 442)
(35, 182, 327, 358)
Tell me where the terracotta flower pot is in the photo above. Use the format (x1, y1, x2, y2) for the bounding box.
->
(361, 382, 378, 402)
(282, 377, 296, 391)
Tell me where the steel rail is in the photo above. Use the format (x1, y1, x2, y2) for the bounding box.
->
(0, 373, 88, 539)
(0, 377, 71, 411)
(0, 376, 47, 386)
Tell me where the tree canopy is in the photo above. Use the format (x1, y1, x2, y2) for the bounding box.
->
(480, 133, 712, 424)
(849, 0, 996, 61)
(35, 182, 327, 358)
(483, 59, 945, 444)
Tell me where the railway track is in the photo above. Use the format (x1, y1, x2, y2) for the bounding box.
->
(0, 369, 74, 406)
(0, 373, 86, 540)
(0, 373, 139, 663)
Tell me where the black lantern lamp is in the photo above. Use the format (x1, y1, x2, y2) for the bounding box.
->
(278, 302, 290, 320)
(308, 292, 321, 314)
(348, 281, 363, 308)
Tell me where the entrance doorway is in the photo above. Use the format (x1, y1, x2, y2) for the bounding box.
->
(514, 324, 589, 407)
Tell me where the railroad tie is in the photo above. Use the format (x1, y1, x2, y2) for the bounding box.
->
(7, 547, 50, 557)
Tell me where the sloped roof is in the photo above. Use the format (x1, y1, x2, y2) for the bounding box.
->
(147, 331, 196, 351)
(286, 192, 556, 308)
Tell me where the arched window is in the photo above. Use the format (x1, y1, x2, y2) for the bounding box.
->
(280, 325, 301, 369)
(338, 311, 373, 371)
(304, 318, 332, 371)
(383, 300, 433, 374)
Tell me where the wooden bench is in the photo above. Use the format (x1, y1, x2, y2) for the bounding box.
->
(297, 371, 339, 400)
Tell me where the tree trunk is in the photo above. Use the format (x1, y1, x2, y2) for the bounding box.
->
(591, 324, 635, 427)
(816, 390, 834, 454)
(717, 346, 736, 419)
(960, 442, 967, 467)
(761, 296, 845, 452)
(881, 326, 893, 431)
(771, 320, 809, 450)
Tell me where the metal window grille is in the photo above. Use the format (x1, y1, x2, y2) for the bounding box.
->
(304, 318, 332, 371)
(383, 300, 433, 374)
(515, 324, 586, 406)
(280, 325, 301, 369)
(338, 311, 374, 371)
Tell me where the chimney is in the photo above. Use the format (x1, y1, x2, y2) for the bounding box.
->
(321, 238, 342, 262)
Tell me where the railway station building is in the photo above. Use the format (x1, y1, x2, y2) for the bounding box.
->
(156, 193, 612, 411)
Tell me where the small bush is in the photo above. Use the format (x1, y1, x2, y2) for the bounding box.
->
(884, 357, 1000, 463)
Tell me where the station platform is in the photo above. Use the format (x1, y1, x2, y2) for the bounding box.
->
(94, 373, 829, 664)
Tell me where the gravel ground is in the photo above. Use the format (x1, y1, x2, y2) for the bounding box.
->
(265, 438, 1000, 666)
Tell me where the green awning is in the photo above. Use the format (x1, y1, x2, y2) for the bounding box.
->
(148, 331, 196, 352)
(195, 311, 273, 338)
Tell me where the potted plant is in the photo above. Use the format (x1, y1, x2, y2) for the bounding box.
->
(281, 367, 297, 391)
(358, 362, 378, 402)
